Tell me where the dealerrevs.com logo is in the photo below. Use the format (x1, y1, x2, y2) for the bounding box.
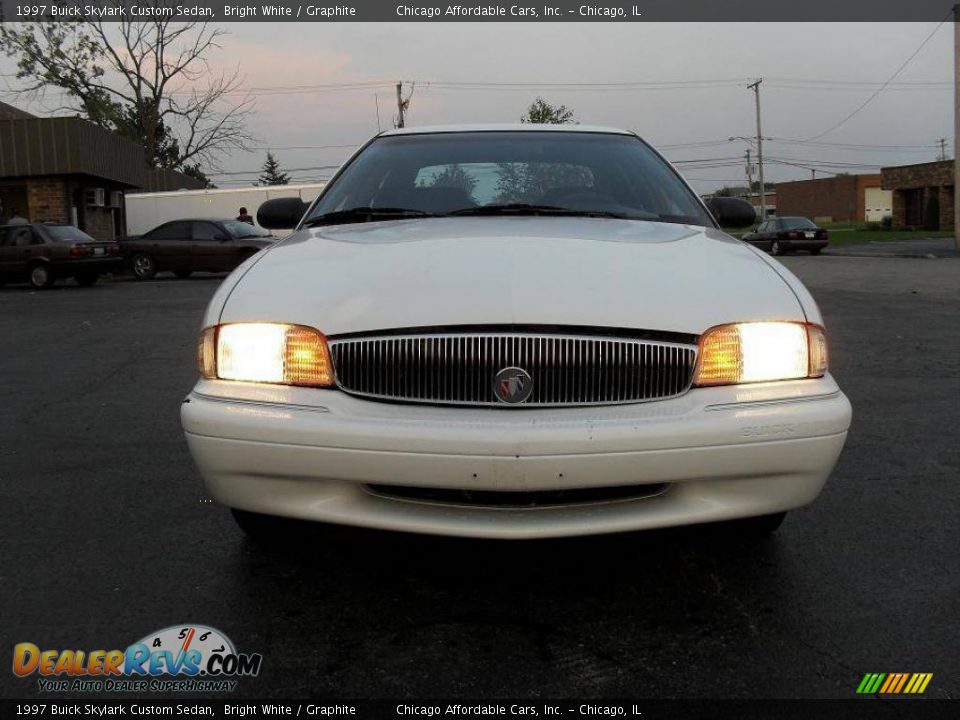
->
(13, 624, 262, 693)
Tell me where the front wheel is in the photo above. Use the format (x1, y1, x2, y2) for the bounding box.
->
(131, 253, 157, 280)
(770, 240, 782, 256)
(75, 273, 98, 287)
(29, 263, 56, 289)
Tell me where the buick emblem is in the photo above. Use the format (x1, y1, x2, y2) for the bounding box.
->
(494, 367, 533, 404)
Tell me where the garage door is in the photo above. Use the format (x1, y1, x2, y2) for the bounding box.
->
(864, 188, 893, 222)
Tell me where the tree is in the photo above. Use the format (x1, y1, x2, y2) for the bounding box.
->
(419, 164, 476, 198)
(181, 164, 216, 189)
(258, 152, 289, 186)
(0, 20, 254, 174)
(521, 97, 576, 125)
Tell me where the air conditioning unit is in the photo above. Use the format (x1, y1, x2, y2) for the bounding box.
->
(84, 188, 106, 207)
(110, 191, 124, 208)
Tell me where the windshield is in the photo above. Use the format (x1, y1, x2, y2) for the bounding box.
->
(304, 131, 714, 228)
(43, 225, 98, 243)
(223, 220, 272, 238)
(779, 217, 818, 230)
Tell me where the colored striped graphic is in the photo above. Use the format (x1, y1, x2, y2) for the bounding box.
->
(857, 673, 933, 694)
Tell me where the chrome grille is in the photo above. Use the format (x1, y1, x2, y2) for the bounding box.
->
(328, 332, 697, 407)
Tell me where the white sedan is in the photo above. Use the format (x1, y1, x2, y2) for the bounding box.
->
(182, 124, 851, 539)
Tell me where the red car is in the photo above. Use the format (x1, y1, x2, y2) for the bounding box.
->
(0, 223, 124, 289)
(120, 219, 274, 280)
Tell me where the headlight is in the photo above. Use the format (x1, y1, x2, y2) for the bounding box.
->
(197, 323, 334, 387)
(693, 321, 827, 386)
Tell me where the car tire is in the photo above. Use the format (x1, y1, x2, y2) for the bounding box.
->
(770, 240, 782, 256)
(75, 273, 98, 287)
(132, 253, 157, 280)
(29, 263, 56, 289)
(810, 248, 822, 255)
(173, 270, 193, 279)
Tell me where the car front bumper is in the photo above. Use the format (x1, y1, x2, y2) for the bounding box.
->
(182, 377, 851, 539)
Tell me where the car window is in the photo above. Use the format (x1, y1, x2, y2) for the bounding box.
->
(147, 221, 191, 240)
(41, 225, 96, 243)
(221, 220, 271, 239)
(3, 226, 36, 247)
(306, 132, 714, 227)
(779, 217, 818, 230)
(193, 222, 223, 240)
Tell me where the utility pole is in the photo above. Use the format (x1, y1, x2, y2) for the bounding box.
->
(955, 4, 959, 250)
(396, 82, 405, 128)
(745, 149, 753, 199)
(747, 79, 766, 221)
(937, 137, 948, 161)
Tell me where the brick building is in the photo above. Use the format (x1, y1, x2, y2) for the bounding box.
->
(745, 190, 777, 217)
(881, 160, 954, 231)
(0, 102, 204, 239)
(775, 174, 890, 224)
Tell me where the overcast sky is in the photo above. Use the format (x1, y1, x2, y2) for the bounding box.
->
(1, 22, 954, 192)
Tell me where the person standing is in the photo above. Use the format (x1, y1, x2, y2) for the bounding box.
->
(7, 207, 28, 225)
(236, 207, 254, 225)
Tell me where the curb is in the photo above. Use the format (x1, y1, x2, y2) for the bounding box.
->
(823, 251, 946, 259)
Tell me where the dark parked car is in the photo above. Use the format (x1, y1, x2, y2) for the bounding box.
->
(742, 216, 829, 255)
(0, 223, 124, 289)
(121, 219, 274, 280)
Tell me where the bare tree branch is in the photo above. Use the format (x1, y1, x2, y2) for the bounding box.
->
(0, 17, 256, 173)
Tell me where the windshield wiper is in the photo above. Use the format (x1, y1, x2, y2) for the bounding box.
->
(303, 207, 437, 227)
(449, 204, 653, 220)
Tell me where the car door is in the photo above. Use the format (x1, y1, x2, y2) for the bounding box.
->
(142, 221, 192, 271)
(191, 221, 234, 272)
(745, 220, 768, 245)
(0, 225, 39, 278)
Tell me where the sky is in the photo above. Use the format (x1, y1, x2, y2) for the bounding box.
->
(1, 21, 954, 193)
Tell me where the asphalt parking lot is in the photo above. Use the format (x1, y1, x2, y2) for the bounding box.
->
(1, 255, 958, 700)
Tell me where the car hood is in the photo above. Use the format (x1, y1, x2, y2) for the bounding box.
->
(218, 217, 806, 337)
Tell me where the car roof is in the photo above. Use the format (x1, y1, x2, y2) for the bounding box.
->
(380, 123, 635, 137)
(156, 218, 232, 223)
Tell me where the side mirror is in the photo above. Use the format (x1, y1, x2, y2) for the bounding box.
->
(705, 197, 757, 229)
(257, 197, 307, 230)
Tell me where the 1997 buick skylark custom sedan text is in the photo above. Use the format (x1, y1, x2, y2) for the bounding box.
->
(182, 125, 851, 539)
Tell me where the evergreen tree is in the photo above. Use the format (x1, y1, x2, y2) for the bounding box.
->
(259, 152, 290, 186)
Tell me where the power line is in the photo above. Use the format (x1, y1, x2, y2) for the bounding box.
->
(208, 164, 341, 177)
(249, 143, 361, 151)
(803, 13, 953, 140)
(766, 137, 941, 151)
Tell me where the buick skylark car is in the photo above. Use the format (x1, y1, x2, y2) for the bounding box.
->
(182, 125, 852, 540)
